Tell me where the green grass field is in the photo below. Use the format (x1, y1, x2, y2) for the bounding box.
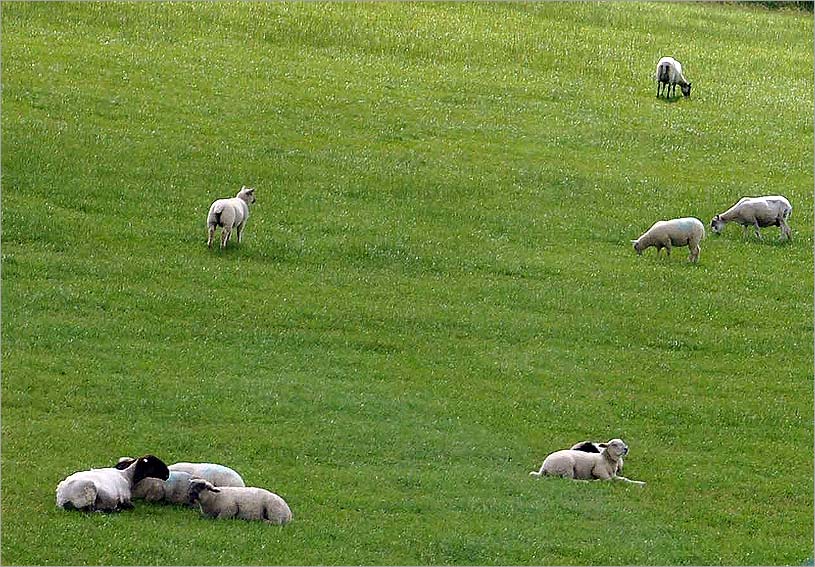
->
(2, 2, 813, 565)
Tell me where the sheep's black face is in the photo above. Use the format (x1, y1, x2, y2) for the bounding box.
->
(133, 455, 170, 484)
(710, 216, 724, 234)
(681, 83, 692, 97)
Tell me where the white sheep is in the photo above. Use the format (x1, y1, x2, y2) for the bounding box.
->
(655, 56, 692, 98)
(710, 195, 792, 241)
(189, 479, 292, 524)
(570, 441, 623, 474)
(56, 455, 169, 512)
(116, 458, 246, 505)
(206, 186, 256, 249)
(631, 217, 705, 263)
(530, 438, 644, 486)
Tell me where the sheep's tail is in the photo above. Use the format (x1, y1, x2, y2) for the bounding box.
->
(57, 479, 97, 510)
(207, 202, 226, 228)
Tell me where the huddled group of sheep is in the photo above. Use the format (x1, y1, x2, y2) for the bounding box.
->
(55, 455, 292, 525)
(631, 57, 793, 264)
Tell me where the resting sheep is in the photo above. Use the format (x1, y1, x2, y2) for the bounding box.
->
(656, 56, 692, 98)
(530, 438, 644, 486)
(189, 479, 292, 524)
(206, 185, 256, 249)
(116, 458, 246, 505)
(710, 195, 792, 241)
(56, 455, 169, 512)
(570, 441, 623, 474)
(632, 217, 705, 263)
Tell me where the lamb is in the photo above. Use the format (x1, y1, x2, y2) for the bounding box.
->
(115, 458, 246, 505)
(530, 438, 644, 486)
(710, 195, 792, 241)
(56, 455, 169, 512)
(570, 441, 623, 474)
(188, 479, 292, 524)
(631, 217, 705, 263)
(655, 56, 692, 98)
(206, 185, 256, 249)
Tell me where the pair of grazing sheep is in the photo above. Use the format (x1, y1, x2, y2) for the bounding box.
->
(56, 455, 292, 525)
(207, 185, 256, 249)
(631, 195, 792, 263)
(530, 439, 645, 486)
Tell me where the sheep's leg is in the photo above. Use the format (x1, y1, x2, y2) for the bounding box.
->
(236, 222, 244, 244)
(689, 244, 700, 263)
(221, 227, 232, 249)
(780, 220, 791, 241)
(207, 226, 216, 248)
(753, 221, 762, 240)
(612, 475, 646, 486)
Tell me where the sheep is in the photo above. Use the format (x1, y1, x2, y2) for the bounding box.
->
(570, 441, 623, 474)
(115, 458, 246, 505)
(56, 455, 169, 512)
(206, 185, 256, 249)
(631, 217, 705, 263)
(530, 438, 645, 486)
(656, 56, 692, 98)
(188, 479, 292, 524)
(710, 195, 792, 241)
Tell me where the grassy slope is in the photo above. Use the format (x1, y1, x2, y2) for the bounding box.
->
(2, 2, 812, 565)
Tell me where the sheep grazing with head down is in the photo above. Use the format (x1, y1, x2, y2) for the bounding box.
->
(56, 455, 170, 512)
(656, 56, 692, 98)
(206, 185, 256, 249)
(189, 479, 292, 525)
(632, 217, 705, 263)
(530, 438, 644, 486)
(710, 195, 792, 241)
(116, 458, 246, 505)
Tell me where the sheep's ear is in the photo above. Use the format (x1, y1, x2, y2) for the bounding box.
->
(209, 486, 221, 493)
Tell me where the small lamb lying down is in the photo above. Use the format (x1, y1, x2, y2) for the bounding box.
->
(530, 438, 644, 486)
(189, 479, 292, 524)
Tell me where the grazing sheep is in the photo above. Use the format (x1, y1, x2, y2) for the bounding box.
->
(632, 217, 705, 263)
(206, 186, 256, 249)
(710, 195, 792, 241)
(189, 479, 292, 524)
(530, 438, 644, 486)
(116, 458, 246, 505)
(570, 441, 623, 474)
(56, 455, 169, 512)
(656, 56, 692, 98)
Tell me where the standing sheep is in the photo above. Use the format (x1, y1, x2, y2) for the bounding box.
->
(710, 195, 792, 241)
(56, 455, 169, 512)
(656, 56, 692, 98)
(206, 185, 256, 249)
(530, 438, 644, 486)
(631, 217, 705, 263)
(189, 479, 292, 524)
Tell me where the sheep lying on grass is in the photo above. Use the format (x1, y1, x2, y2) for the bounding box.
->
(206, 186, 256, 249)
(530, 439, 645, 486)
(632, 217, 705, 263)
(656, 56, 692, 98)
(570, 441, 623, 474)
(116, 458, 246, 505)
(189, 479, 292, 524)
(710, 195, 792, 241)
(56, 455, 169, 512)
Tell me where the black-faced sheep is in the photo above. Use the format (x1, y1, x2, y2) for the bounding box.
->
(56, 455, 169, 512)
(189, 479, 292, 524)
(710, 195, 792, 241)
(656, 56, 692, 98)
(206, 186, 256, 249)
(632, 217, 705, 263)
(530, 438, 644, 486)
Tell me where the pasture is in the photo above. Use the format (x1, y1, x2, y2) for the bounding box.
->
(2, 2, 813, 565)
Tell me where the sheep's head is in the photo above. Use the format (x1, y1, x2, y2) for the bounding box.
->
(631, 239, 643, 255)
(238, 186, 256, 205)
(603, 439, 629, 460)
(132, 455, 170, 484)
(710, 215, 725, 234)
(681, 82, 692, 97)
(188, 478, 220, 503)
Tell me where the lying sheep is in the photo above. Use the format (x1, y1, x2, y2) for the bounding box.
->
(710, 195, 792, 241)
(632, 217, 705, 263)
(116, 458, 245, 505)
(189, 479, 292, 524)
(570, 441, 623, 474)
(206, 185, 256, 249)
(56, 455, 169, 512)
(530, 438, 644, 485)
(656, 56, 692, 98)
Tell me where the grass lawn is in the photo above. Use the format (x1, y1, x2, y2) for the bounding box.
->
(2, 2, 813, 565)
